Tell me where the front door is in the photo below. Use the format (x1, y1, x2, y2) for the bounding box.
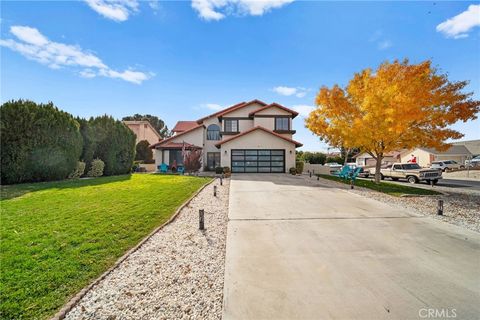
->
(207, 152, 221, 171)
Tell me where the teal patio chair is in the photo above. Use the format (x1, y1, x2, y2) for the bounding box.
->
(333, 166, 351, 179)
(177, 165, 185, 175)
(348, 167, 362, 182)
(158, 163, 168, 173)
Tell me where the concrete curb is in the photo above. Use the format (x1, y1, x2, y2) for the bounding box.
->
(51, 177, 215, 320)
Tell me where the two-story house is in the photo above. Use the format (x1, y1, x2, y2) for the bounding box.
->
(150, 100, 302, 173)
(123, 120, 162, 145)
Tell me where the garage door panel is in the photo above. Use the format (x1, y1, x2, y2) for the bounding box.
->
(231, 149, 285, 173)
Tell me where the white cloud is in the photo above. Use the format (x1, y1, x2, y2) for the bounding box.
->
(201, 103, 224, 111)
(292, 105, 315, 118)
(369, 29, 392, 50)
(84, 0, 139, 22)
(436, 4, 480, 39)
(377, 40, 392, 50)
(0, 25, 152, 84)
(149, 0, 160, 11)
(272, 86, 308, 98)
(191, 0, 294, 21)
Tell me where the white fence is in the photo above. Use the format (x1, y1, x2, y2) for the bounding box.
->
(302, 163, 337, 175)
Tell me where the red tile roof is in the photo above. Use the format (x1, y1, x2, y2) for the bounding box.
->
(248, 103, 299, 118)
(172, 121, 198, 133)
(196, 99, 268, 123)
(150, 124, 204, 148)
(215, 126, 303, 148)
(154, 142, 202, 150)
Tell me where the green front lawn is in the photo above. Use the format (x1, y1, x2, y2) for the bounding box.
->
(0, 174, 211, 319)
(317, 174, 441, 196)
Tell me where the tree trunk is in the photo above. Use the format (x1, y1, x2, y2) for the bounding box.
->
(343, 148, 350, 165)
(374, 156, 383, 184)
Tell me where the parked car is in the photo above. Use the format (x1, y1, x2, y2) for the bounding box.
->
(380, 163, 442, 184)
(430, 160, 464, 172)
(465, 156, 480, 168)
(324, 162, 342, 168)
(357, 167, 370, 178)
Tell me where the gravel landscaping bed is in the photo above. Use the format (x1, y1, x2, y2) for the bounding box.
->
(65, 179, 229, 320)
(300, 175, 480, 233)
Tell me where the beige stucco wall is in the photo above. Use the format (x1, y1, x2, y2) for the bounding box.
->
(254, 106, 291, 116)
(169, 126, 204, 147)
(400, 149, 432, 167)
(237, 119, 254, 132)
(219, 103, 261, 135)
(223, 103, 264, 117)
(219, 129, 296, 172)
(253, 106, 293, 137)
(126, 123, 160, 145)
(253, 116, 274, 130)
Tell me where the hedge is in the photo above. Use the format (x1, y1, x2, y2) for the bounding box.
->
(0, 100, 83, 184)
(87, 115, 136, 176)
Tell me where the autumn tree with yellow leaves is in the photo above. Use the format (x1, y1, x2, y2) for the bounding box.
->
(306, 60, 480, 183)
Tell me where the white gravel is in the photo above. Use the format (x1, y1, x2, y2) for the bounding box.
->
(65, 178, 229, 320)
(300, 175, 480, 233)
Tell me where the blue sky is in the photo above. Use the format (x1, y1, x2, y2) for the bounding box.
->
(1, 1, 479, 151)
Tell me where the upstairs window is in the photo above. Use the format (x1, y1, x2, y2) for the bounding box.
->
(224, 119, 239, 132)
(207, 124, 221, 140)
(275, 117, 289, 131)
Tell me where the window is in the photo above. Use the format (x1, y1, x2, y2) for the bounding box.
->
(206, 124, 220, 140)
(275, 117, 289, 131)
(393, 164, 402, 170)
(224, 119, 238, 132)
(402, 163, 421, 170)
(169, 150, 183, 166)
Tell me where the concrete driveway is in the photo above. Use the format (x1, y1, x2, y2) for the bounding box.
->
(222, 174, 480, 320)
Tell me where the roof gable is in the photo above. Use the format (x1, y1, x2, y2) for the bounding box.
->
(215, 126, 302, 148)
(249, 103, 299, 118)
(196, 99, 268, 123)
(150, 124, 204, 148)
(172, 121, 198, 133)
(123, 120, 162, 139)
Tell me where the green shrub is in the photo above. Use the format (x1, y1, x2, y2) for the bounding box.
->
(132, 161, 141, 172)
(289, 167, 297, 175)
(0, 100, 83, 184)
(87, 115, 136, 176)
(297, 151, 327, 164)
(215, 166, 223, 174)
(68, 161, 86, 179)
(87, 158, 105, 177)
(295, 161, 304, 174)
(135, 140, 153, 162)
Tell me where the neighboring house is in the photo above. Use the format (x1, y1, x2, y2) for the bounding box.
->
(123, 120, 162, 145)
(400, 146, 472, 167)
(354, 151, 403, 167)
(451, 139, 480, 156)
(150, 99, 303, 173)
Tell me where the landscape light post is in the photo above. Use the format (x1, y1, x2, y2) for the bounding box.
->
(199, 209, 205, 230)
(437, 199, 444, 216)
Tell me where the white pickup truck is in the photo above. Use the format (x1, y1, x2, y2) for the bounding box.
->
(380, 163, 442, 184)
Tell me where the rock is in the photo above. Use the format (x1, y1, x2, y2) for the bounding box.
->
(65, 180, 229, 320)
